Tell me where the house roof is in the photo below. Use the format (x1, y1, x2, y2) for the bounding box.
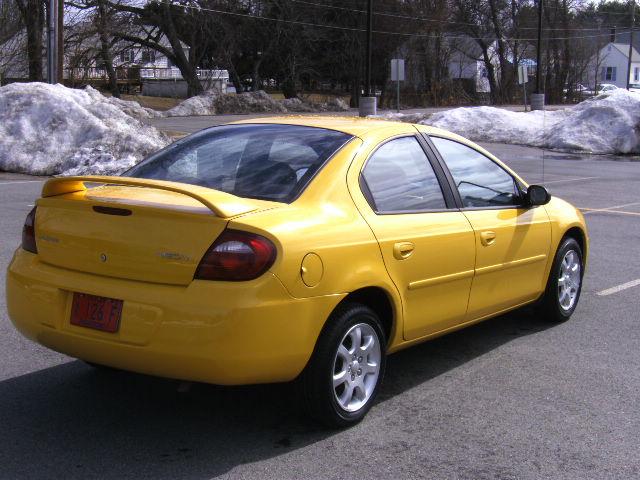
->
(607, 43, 640, 62)
(613, 31, 640, 54)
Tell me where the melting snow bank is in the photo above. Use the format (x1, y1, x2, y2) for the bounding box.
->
(0, 83, 169, 176)
(376, 90, 640, 155)
(165, 90, 349, 116)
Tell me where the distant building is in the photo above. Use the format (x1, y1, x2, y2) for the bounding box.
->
(0, 30, 228, 97)
(109, 41, 229, 97)
(447, 44, 492, 94)
(589, 42, 640, 88)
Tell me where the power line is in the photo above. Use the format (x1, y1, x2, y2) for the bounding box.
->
(289, 0, 623, 31)
(174, 3, 632, 42)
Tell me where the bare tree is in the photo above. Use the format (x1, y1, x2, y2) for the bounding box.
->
(14, 0, 45, 80)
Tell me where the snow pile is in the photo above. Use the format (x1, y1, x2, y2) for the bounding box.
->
(214, 90, 287, 114)
(378, 90, 640, 154)
(282, 96, 350, 112)
(164, 89, 219, 117)
(85, 87, 163, 119)
(165, 90, 350, 116)
(0, 82, 169, 176)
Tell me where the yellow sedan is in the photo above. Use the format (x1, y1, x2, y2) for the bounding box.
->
(7, 117, 587, 427)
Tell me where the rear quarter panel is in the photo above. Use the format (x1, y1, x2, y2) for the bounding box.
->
(229, 135, 404, 343)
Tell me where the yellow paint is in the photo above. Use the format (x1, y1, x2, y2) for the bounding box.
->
(6, 117, 588, 385)
(462, 207, 552, 319)
(300, 253, 324, 287)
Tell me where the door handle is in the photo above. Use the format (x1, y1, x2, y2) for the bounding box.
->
(393, 242, 415, 260)
(480, 231, 496, 246)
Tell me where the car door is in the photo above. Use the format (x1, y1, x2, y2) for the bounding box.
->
(353, 135, 476, 340)
(429, 135, 552, 320)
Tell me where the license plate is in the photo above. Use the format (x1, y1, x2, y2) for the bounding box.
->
(70, 293, 123, 333)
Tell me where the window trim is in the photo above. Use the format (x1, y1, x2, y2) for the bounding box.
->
(426, 134, 527, 211)
(359, 134, 456, 215)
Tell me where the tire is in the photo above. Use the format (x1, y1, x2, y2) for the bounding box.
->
(298, 302, 387, 428)
(537, 237, 584, 322)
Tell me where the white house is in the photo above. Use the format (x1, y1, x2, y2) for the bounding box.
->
(448, 49, 491, 94)
(591, 42, 640, 88)
(112, 42, 229, 97)
(447, 38, 494, 94)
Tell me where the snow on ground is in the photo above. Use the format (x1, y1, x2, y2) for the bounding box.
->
(0, 82, 169, 176)
(165, 89, 350, 116)
(377, 90, 640, 155)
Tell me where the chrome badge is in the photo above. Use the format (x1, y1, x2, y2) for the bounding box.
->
(159, 252, 190, 262)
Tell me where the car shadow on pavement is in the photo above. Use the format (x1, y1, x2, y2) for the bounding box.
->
(0, 307, 553, 479)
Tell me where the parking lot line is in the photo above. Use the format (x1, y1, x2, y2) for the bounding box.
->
(0, 180, 45, 186)
(580, 202, 640, 216)
(597, 279, 640, 296)
(580, 208, 640, 217)
(543, 176, 599, 185)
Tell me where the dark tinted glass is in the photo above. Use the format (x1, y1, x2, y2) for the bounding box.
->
(126, 124, 352, 202)
(431, 137, 520, 208)
(362, 137, 446, 212)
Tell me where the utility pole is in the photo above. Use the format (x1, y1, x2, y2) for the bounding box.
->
(594, 17, 603, 93)
(535, 0, 543, 94)
(627, 0, 636, 90)
(531, 0, 545, 110)
(366, 0, 372, 97)
(47, 0, 59, 84)
(359, 0, 377, 116)
(57, 0, 64, 83)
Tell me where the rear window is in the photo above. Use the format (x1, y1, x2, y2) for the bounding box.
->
(125, 124, 352, 202)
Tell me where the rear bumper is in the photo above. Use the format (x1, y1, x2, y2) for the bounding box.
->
(6, 249, 344, 385)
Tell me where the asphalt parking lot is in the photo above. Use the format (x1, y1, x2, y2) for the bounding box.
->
(1, 119, 639, 479)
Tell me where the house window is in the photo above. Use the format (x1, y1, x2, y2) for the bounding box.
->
(141, 49, 156, 64)
(635, 67, 639, 82)
(601, 66, 616, 81)
(120, 49, 135, 63)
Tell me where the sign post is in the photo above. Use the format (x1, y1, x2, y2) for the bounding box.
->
(518, 64, 529, 112)
(390, 59, 405, 113)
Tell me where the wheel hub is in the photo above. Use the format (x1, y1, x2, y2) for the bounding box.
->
(558, 249, 581, 311)
(332, 323, 381, 412)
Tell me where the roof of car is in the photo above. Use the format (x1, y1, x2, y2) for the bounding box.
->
(230, 115, 443, 137)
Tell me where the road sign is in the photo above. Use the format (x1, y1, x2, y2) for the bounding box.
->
(518, 64, 529, 85)
(391, 59, 405, 81)
(391, 59, 405, 112)
(518, 64, 529, 111)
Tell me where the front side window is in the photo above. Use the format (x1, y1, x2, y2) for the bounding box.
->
(126, 124, 352, 203)
(431, 137, 521, 208)
(361, 136, 446, 212)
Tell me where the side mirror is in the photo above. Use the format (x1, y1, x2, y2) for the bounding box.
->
(525, 184, 551, 206)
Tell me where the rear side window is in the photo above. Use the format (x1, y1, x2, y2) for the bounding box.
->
(431, 136, 520, 208)
(361, 136, 446, 213)
(126, 124, 352, 202)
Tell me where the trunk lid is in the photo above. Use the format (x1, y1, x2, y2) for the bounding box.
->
(34, 176, 279, 285)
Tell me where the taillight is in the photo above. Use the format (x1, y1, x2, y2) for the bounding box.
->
(21, 206, 38, 254)
(195, 229, 277, 281)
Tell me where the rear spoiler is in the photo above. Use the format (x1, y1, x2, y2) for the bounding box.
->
(41, 175, 269, 218)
